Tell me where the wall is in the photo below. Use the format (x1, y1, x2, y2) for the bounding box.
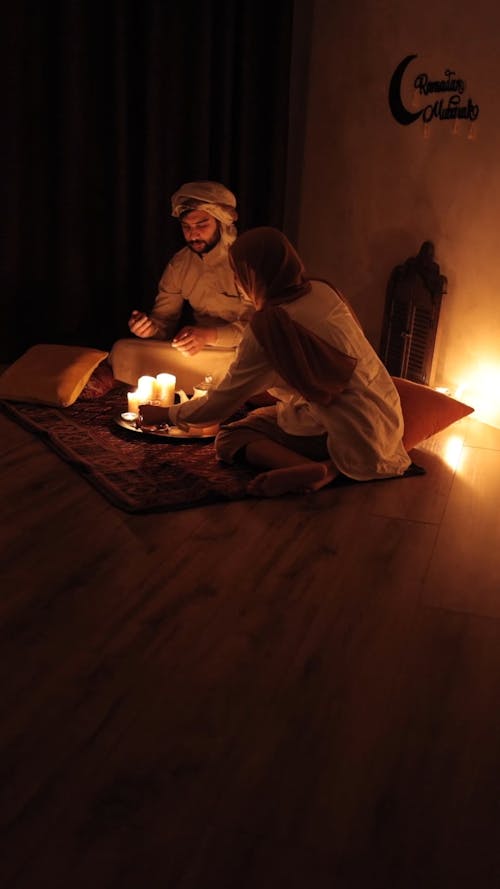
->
(295, 0, 500, 427)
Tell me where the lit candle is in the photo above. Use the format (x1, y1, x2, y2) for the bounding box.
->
(137, 375, 156, 402)
(127, 390, 142, 415)
(155, 372, 176, 406)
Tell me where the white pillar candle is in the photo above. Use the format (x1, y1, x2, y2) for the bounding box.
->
(127, 390, 142, 416)
(155, 373, 176, 406)
(137, 375, 156, 402)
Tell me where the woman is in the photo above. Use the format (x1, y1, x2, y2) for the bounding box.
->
(140, 227, 411, 497)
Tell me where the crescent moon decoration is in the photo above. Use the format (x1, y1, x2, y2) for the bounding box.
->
(389, 54, 423, 125)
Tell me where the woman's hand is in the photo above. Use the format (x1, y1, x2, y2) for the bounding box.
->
(171, 326, 216, 356)
(138, 403, 219, 437)
(128, 310, 159, 338)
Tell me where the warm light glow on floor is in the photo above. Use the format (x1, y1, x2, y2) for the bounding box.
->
(443, 435, 465, 472)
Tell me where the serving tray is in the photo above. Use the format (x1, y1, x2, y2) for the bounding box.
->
(115, 416, 216, 441)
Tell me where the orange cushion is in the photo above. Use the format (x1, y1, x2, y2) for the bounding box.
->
(392, 376, 474, 450)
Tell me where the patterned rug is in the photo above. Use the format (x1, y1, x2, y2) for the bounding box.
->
(1, 385, 425, 513)
(1, 385, 256, 512)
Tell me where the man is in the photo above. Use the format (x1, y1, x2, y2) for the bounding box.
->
(110, 180, 252, 388)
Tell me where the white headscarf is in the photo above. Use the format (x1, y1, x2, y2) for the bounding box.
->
(171, 181, 238, 246)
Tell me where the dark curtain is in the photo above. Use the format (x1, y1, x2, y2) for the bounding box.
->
(1, 0, 296, 362)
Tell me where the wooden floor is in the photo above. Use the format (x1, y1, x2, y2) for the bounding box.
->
(1, 409, 500, 889)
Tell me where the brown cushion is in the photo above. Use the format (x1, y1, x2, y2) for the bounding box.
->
(0, 344, 109, 407)
(393, 376, 474, 450)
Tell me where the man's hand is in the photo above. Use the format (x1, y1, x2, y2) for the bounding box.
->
(171, 326, 216, 356)
(128, 310, 159, 338)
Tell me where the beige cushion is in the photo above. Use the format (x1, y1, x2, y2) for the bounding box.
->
(0, 344, 109, 407)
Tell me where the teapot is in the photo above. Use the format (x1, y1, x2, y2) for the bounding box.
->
(192, 375, 214, 399)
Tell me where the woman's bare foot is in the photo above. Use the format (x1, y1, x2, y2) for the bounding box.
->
(247, 461, 337, 498)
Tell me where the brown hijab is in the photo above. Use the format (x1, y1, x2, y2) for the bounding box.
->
(229, 228, 358, 406)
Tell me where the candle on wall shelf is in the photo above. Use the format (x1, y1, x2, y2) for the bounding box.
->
(155, 373, 176, 406)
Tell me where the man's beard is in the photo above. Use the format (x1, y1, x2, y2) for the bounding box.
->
(187, 228, 221, 255)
